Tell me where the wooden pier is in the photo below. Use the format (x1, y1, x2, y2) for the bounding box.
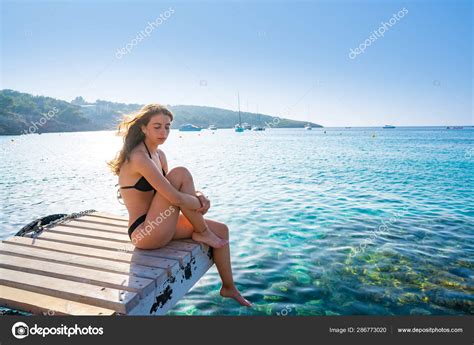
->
(0, 212, 214, 315)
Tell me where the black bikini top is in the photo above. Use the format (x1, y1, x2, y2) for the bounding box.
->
(119, 141, 166, 192)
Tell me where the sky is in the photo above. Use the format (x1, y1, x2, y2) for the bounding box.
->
(1, 0, 472, 126)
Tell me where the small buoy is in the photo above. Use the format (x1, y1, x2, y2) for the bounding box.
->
(372, 133, 376, 138)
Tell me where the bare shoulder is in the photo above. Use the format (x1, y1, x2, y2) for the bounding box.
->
(128, 145, 150, 166)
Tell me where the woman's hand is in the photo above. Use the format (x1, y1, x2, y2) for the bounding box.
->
(195, 191, 210, 215)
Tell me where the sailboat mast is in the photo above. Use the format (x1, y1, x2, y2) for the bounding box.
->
(238, 91, 242, 125)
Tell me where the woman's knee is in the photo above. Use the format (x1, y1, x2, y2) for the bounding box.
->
(222, 224, 229, 240)
(166, 166, 193, 187)
(168, 166, 192, 179)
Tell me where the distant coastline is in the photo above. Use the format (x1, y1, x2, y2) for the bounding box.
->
(2, 126, 472, 137)
(0, 89, 322, 135)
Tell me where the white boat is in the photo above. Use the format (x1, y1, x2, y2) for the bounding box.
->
(242, 122, 252, 130)
(252, 126, 265, 131)
(179, 124, 202, 131)
(305, 106, 314, 130)
(208, 125, 217, 130)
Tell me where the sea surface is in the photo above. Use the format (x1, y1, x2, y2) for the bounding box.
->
(1, 127, 473, 315)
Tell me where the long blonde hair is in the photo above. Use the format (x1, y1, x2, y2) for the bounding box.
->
(108, 103, 173, 175)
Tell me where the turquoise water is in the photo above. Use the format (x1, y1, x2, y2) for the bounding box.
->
(1, 127, 473, 315)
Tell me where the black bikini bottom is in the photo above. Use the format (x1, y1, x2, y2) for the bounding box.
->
(128, 214, 147, 239)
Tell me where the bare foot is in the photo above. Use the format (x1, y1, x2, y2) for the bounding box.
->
(220, 285, 252, 307)
(192, 227, 228, 249)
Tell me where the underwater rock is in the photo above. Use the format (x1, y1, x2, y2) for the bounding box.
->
(270, 281, 292, 292)
(263, 295, 284, 301)
(290, 271, 312, 285)
(409, 307, 432, 315)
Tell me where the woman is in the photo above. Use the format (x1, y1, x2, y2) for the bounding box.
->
(108, 104, 251, 307)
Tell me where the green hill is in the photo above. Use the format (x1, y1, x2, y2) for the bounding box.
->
(0, 89, 322, 135)
(167, 105, 322, 129)
(0, 90, 92, 135)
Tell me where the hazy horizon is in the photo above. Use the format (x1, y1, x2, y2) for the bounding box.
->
(2, 87, 474, 128)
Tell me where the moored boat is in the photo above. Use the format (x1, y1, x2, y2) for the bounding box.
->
(179, 124, 202, 131)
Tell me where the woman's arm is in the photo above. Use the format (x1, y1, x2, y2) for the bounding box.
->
(131, 152, 201, 209)
(158, 149, 168, 175)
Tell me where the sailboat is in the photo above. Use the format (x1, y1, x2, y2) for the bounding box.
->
(305, 105, 313, 130)
(235, 92, 244, 132)
(251, 111, 265, 131)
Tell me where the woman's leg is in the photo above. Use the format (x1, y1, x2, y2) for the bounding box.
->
(131, 166, 227, 249)
(165, 167, 227, 248)
(173, 214, 252, 307)
(131, 192, 180, 249)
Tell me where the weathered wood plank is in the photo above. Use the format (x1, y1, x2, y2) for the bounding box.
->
(87, 212, 128, 222)
(61, 221, 128, 234)
(0, 242, 166, 281)
(0, 285, 116, 316)
(46, 226, 203, 256)
(0, 268, 139, 314)
(0, 253, 155, 298)
(165, 241, 203, 256)
(35, 231, 191, 264)
(48, 225, 133, 242)
(128, 247, 214, 315)
(74, 216, 128, 228)
(3, 237, 178, 272)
